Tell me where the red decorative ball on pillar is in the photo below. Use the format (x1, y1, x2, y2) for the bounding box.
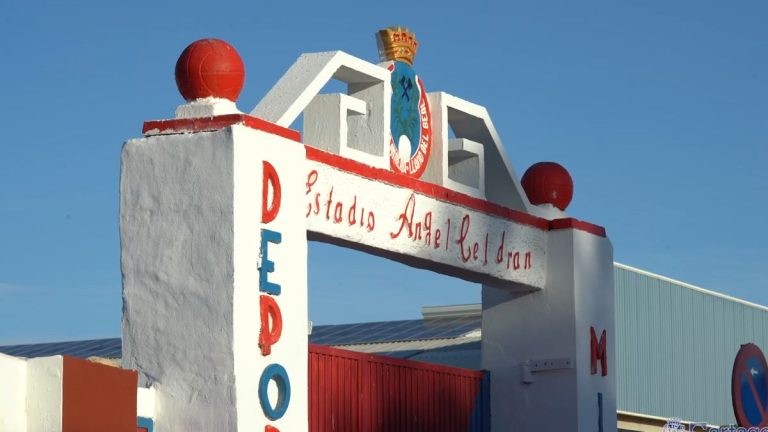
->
(175, 39, 245, 102)
(521, 162, 574, 211)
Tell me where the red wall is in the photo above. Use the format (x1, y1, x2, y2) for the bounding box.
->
(309, 344, 489, 432)
(61, 356, 138, 432)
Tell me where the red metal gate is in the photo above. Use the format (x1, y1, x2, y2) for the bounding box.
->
(309, 344, 489, 432)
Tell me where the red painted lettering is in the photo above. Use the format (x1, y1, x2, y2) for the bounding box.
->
(348, 196, 357, 226)
(334, 201, 343, 223)
(259, 295, 283, 356)
(496, 231, 506, 264)
(305, 170, 317, 194)
(457, 215, 472, 262)
(305, 170, 318, 218)
(590, 327, 607, 376)
(424, 212, 432, 246)
(506, 251, 522, 270)
(262, 161, 281, 224)
(524, 252, 532, 269)
(325, 188, 333, 221)
(445, 219, 451, 251)
(390, 194, 416, 239)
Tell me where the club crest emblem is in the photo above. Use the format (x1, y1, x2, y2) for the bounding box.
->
(377, 26, 432, 178)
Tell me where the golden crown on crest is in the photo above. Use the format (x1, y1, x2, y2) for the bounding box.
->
(376, 26, 419, 65)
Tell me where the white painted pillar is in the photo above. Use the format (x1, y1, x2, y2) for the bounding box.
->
(0, 353, 28, 432)
(120, 123, 308, 431)
(481, 224, 615, 431)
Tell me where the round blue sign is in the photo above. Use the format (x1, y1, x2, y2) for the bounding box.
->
(732, 343, 768, 427)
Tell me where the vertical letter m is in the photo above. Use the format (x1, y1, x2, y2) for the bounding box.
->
(590, 326, 607, 376)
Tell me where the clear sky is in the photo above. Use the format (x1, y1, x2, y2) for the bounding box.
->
(0, 0, 766, 345)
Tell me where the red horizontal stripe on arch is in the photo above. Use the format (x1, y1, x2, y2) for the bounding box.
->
(550, 218, 607, 237)
(305, 146, 607, 237)
(142, 114, 301, 142)
(138, 113, 605, 237)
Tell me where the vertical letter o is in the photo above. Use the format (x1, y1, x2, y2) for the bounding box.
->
(259, 363, 291, 421)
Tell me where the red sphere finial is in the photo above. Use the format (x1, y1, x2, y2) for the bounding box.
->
(175, 39, 245, 102)
(521, 162, 574, 211)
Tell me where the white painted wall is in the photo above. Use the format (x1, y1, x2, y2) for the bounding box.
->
(574, 229, 616, 431)
(304, 93, 389, 168)
(26, 356, 63, 432)
(232, 126, 308, 432)
(0, 353, 28, 432)
(481, 225, 615, 432)
(121, 129, 239, 431)
(136, 387, 155, 420)
(121, 124, 308, 431)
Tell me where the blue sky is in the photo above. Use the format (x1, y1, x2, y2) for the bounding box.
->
(0, 0, 766, 344)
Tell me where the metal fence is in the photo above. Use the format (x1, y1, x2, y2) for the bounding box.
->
(309, 343, 489, 432)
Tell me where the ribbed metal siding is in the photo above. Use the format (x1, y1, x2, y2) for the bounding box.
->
(615, 265, 768, 425)
(309, 344, 489, 432)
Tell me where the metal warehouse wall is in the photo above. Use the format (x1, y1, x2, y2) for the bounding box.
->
(615, 263, 768, 426)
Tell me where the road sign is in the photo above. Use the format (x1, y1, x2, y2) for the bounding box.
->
(732, 343, 768, 427)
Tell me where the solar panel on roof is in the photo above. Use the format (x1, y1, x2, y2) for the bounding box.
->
(310, 316, 480, 345)
(0, 338, 122, 359)
(0, 316, 482, 359)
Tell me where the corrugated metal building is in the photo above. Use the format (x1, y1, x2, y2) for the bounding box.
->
(614, 263, 768, 428)
(1, 263, 762, 429)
